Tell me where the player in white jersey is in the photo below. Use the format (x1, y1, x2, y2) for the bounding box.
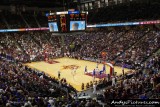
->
(71, 67, 77, 80)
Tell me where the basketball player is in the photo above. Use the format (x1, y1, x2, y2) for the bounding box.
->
(95, 66, 99, 76)
(84, 66, 87, 74)
(58, 71, 61, 79)
(93, 69, 96, 82)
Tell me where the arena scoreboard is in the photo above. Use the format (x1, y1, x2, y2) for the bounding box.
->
(47, 11, 88, 33)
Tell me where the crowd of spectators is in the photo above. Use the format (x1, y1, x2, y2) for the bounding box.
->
(66, 27, 159, 70)
(29, 31, 61, 59)
(0, 31, 64, 63)
(17, 32, 43, 62)
(102, 29, 147, 61)
(116, 30, 160, 69)
(102, 71, 160, 102)
(64, 30, 125, 59)
(0, 33, 25, 62)
(94, 53, 160, 103)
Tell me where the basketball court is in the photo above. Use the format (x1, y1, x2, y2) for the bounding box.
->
(24, 57, 131, 91)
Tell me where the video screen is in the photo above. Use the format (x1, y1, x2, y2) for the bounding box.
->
(70, 21, 86, 31)
(48, 22, 58, 32)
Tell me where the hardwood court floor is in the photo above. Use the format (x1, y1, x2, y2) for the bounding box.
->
(25, 57, 130, 91)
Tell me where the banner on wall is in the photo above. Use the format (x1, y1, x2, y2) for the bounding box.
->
(0, 20, 160, 32)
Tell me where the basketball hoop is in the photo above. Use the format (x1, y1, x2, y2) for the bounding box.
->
(101, 52, 107, 63)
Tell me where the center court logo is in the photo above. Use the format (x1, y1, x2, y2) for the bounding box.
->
(62, 65, 80, 70)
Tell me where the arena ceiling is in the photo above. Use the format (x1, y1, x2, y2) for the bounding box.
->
(1, 0, 76, 8)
